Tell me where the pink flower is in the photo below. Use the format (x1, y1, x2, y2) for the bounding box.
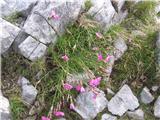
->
(89, 77, 102, 87)
(97, 53, 103, 61)
(63, 83, 73, 90)
(104, 55, 112, 63)
(61, 54, 69, 61)
(76, 85, 85, 93)
(70, 103, 75, 110)
(41, 116, 51, 120)
(53, 111, 65, 117)
(51, 10, 60, 20)
(96, 32, 103, 39)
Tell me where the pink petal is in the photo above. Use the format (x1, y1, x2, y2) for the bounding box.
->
(61, 55, 69, 61)
(76, 85, 85, 93)
(63, 83, 73, 90)
(70, 103, 75, 110)
(97, 53, 103, 61)
(75, 85, 81, 91)
(53, 111, 65, 117)
(89, 77, 102, 87)
(80, 86, 85, 93)
(104, 55, 112, 63)
(41, 116, 51, 120)
(51, 10, 60, 20)
(96, 32, 103, 39)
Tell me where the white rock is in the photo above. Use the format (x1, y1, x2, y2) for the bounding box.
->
(23, 0, 83, 44)
(0, 18, 20, 54)
(154, 96, 160, 118)
(18, 77, 38, 105)
(105, 55, 115, 78)
(127, 109, 144, 120)
(151, 85, 159, 92)
(29, 43, 47, 61)
(101, 113, 117, 120)
(74, 87, 108, 120)
(18, 36, 39, 58)
(140, 87, 154, 104)
(113, 37, 127, 60)
(18, 76, 30, 86)
(111, 0, 126, 12)
(87, 0, 116, 30)
(0, 0, 37, 17)
(108, 84, 139, 116)
(0, 93, 11, 120)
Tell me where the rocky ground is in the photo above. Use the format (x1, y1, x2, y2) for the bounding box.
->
(1, 0, 160, 120)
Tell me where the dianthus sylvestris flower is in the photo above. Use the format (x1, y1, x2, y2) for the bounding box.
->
(53, 111, 65, 117)
(104, 55, 112, 63)
(89, 77, 102, 87)
(96, 32, 103, 39)
(61, 54, 69, 61)
(97, 53, 103, 61)
(41, 116, 51, 120)
(63, 83, 73, 90)
(51, 10, 60, 20)
(76, 85, 85, 93)
(70, 103, 75, 110)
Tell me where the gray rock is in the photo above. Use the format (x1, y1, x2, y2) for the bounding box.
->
(105, 55, 115, 78)
(66, 72, 95, 86)
(18, 77, 38, 105)
(0, 92, 11, 120)
(108, 84, 139, 116)
(127, 109, 144, 120)
(113, 37, 127, 60)
(0, 18, 20, 54)
(56, 118, 66, 120)
(154, 96, 160, 118)
(140, 87, 154, 104)
(101, 113, 117, 120)
(12, 30, 29, 52)
(0, 0, 37, 17)
(151, 85, 159, 92)
(29, 43, 47, 61)
(18, 36, 39, 58)
(74, 87, 108, 120)
(111, 0, 125, 12)
(23, 0, 83, 45)
(18, 76, 30, 86)
(88, 0, 116, 30)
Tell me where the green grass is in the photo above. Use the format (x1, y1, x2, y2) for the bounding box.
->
(1, 1, 159, 120)
(3, 11, 24, 24)
(10, 97, 26, 120)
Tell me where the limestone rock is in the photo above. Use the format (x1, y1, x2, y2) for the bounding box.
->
(101, 113, 117, 120)
(113, 37, 127, 60)
(154, 96, 160, 118)
(18, 36, 39, 58)
(23, 0, 83, 45)
(108, 84, 139, 116)
(0, 0, 37, 17)
(0, 18, 20, 54)
(127, 109, 144, 120)
(151, 85, 159, 92)
(0, 92, 11, 120)
(18, 77, 38, 105)
(140, 87, 154, 104)
(29, 43, 47, 61)
(88, 0, 116, 30)
(74, 87, 108, 120)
